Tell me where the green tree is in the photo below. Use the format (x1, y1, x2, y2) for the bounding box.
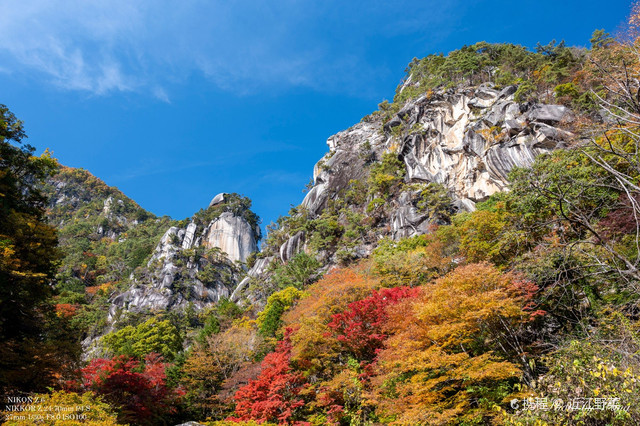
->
(272, 252, 321, 290)
(590, 29, 614, 50)
(257, 287, 305, 338)
(367, 153, 405, 199)
(102, 317, 183, 361)
(0, 104, 75, 394)
(197, 298, 243, 343)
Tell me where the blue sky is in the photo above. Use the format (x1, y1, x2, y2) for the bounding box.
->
(0, 0, 632, 230)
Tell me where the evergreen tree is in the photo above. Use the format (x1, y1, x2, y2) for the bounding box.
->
(0, 104, 74, 394)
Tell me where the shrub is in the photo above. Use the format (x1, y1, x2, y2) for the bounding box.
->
(505, 313, 640, 425)
(197, 298, 243, 342)
(257, 287, 306, 338)
(102, 317, 183, 361)
(367, 153, 405, 198)
(272, 253, 321, 290)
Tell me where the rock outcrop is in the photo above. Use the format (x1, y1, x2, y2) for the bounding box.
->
(203, 212, 258, 263)
(230, 256, 274, 302)
(280, 231, 306, 262)
(107, 227, 235, 323)
(105, 196, 260, 324)
(302, 83, 573, 220)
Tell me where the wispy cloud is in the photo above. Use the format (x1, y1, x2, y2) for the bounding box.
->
(0, 0, 459, 97)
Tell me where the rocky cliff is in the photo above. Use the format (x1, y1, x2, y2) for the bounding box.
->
(43, 172, 261, 355)
(74, 193, 261, 357)
(305, 83, 574, 218)
(107, 193, 260, 323)
(44, 166, 158, 240)
(237, 82, 577, 300)
(43, 167, 174, 297)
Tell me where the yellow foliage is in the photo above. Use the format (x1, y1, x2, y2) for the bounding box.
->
(373, 263, 531, 425)
(98, 283, 112, 294)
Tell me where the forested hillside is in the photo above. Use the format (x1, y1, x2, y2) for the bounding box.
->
(44, 167, 176, 338)
(3, 7, 640, 426)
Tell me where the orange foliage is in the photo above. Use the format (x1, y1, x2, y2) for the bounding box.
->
(85, 285, 100, 295)
(283, 263, 380, 326)
(372, 263, 537, 425)
(55, 303, 78, 318)
(626, 2, 640, 42)
(86, 282, 113, 296)
(283, 264, 381, 375)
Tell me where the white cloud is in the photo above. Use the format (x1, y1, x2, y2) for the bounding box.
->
(152, 86, 170, 103)
(0, 0, 457, 97)
(0, 1, 141, 93)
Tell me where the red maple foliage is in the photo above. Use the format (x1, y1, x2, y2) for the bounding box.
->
(327, 286, 420, 361)
(77, 353, 183, 425)
(509, 278, 546, 321)
(230, 329, 309, 425)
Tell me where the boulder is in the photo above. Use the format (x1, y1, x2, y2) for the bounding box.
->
(505, 119, 523, 135)
(383, 116, 402, 132)
(475, 86, 500, 100)
(209, 193, 226, 207)
(498, 85, 517, 98)
(527, 104, 573, 123)
(301, 182, 329, 215)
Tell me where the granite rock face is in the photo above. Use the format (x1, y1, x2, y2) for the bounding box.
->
(203, 212, 258, 263)
(280, 231, 306, 262)
(104, 199, 259, 326)
(302, 83, 573, 221)
(391, 190, 443, 240)
(301, 120, 385, 216)
(230, 256, 275, 303)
